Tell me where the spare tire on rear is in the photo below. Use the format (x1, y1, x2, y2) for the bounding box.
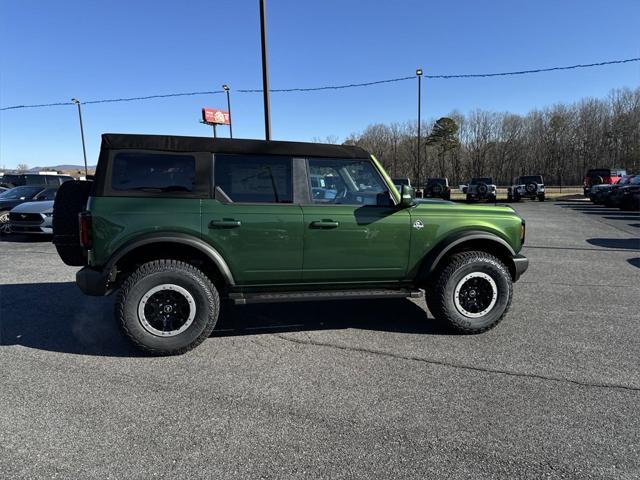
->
(53, 180, 93, 266)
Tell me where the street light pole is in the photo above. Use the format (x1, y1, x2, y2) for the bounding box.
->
(416, 68, 423, 187)
(71, 98, 88, 177)
(259, 0, 272, 140)
(222, 84, 233, 138)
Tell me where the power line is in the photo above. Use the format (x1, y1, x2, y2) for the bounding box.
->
(1, 58, 638, 111)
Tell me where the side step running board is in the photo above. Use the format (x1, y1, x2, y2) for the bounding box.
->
(229, 288, 423, 305)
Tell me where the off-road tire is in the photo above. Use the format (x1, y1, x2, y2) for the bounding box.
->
(489, 194, 497, 203)
(117, 260, 219, 355)
(426, 251, 513, 334)
(52, 180, 93, 266)
(466, 195, 474, 203)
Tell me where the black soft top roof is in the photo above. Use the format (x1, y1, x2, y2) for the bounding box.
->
(101, 134, 371, 159)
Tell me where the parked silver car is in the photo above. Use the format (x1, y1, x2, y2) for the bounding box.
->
(9, 200, 54, 235)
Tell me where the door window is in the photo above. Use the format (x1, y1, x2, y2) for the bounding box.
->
(214, 154, 293, 203)
(307, 158, 392, 205)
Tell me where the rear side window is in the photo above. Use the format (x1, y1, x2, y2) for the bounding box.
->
(214, 154, 293, 203)
(111, 152, 196, 193)
(25, 175, 47, 185)
(45, 176, 61, 186)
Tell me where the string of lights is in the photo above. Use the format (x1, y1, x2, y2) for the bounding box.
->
(1, 58, 638, 111)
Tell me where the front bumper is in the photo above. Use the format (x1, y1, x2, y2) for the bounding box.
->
(512, 254, 529, 281)
(76, 266, 112, 296)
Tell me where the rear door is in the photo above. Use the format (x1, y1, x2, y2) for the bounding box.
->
(202, 154, 304, 285)
(301, 157, 411, 283)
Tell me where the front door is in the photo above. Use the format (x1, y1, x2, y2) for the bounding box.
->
(302, 157, 411, 282)
(202, 154, 303, 285)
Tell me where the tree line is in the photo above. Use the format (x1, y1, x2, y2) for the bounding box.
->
(342, 86, 640, 186)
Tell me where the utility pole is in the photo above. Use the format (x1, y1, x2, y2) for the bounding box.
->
(71, 98, 88, 177)
(222, 84, 233, 138)
(259, 0, 272, 140)
(416, 68, 423, 187)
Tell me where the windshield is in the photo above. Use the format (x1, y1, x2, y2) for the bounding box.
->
(520, 176, 542, 184)
(471, 177, 493, 184)
(392, 178, 409, 186)
(0, 185, 43, 200)
(586, 169, 611, 177)
(617, 176, 632, 185)
(426, 178, 446, 186)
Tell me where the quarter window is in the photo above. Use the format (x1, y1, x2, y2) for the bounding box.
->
(111, 152, 196, 193)
(307, 158, 392, 205)
(214, 154, 293, 203)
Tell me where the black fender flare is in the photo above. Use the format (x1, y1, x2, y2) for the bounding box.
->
(106, 232, 235, 286)
(419, 230, 517, 278)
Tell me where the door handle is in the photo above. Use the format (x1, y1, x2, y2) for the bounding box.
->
(310, 220, 339, 229)
(209, 219, 242, 229)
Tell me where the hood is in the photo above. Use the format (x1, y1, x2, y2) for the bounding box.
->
(10, 200, 54, 214)
(413, 200, 519, 217)
(0, 199, 21, 209)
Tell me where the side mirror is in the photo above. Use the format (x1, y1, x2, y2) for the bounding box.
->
(399, 185, 416, 208)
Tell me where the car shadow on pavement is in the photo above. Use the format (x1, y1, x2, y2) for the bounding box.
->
(586, 238, 640, 250)
(213, 298, 448, 337)
(0, 282, 140, 357)
(0, 234, 52, 243)
(1, 283, 447, 357)
(628, 258, 640, 269)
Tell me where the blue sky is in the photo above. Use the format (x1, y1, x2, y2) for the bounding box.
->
(1, 0, 639, 168)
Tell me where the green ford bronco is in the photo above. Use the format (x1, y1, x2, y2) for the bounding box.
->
(52, 134, 528, 355)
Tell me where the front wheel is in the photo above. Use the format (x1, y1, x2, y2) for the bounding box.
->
(0, 211, 11, 235)
(426, 251, 513, 333)
(117, 260, 220, 355)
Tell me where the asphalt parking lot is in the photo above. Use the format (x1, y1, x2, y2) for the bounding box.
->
(1, 199, 638, 479)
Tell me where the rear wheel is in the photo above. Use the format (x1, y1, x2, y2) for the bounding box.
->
(426, 251, 513, 333)
(117, 260, 219, 355)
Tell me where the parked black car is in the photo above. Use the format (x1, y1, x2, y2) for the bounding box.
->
(423, 178, 451, 200)
(0, 186, 58, 234)
(591, 175, 633, 204)
(0, 173, 73, 189)
(605, 175, 640, 208)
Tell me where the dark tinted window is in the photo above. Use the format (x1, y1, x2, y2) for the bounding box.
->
(25, 175, 48, 185)
(111, 152, 196, 193)
(426, 178, 446, 186)
(45, 176, 61, 186)
(215, 154, 293, 203)
(520, 176, 543, 184)
(37, 187, 58, 200)
(1, 174, 21, 186)
(587, 169, 611, 177)
(392, 178, 409, 186)
(471, 177, 493, 184)
(0, 186, 43, 199)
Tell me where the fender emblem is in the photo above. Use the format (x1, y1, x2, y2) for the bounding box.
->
(413, 220, 424, 230)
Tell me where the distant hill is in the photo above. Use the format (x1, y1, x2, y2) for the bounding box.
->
(29, 165, 96, 172)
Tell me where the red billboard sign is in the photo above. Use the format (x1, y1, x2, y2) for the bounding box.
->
(202, 108, 230, 125)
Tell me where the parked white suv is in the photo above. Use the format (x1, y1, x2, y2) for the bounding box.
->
(463, 177, 497, 203)
(507, 175, 545, 202)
